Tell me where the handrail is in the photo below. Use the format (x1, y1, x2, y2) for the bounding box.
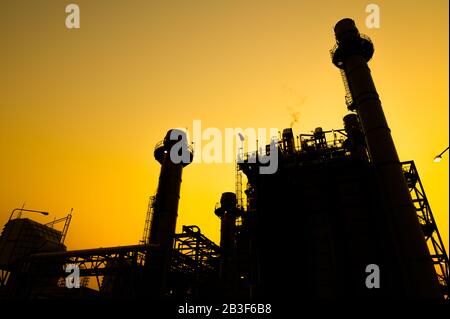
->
(154, 139, 194, 154)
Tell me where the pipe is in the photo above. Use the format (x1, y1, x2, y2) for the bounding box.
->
(8, 208, 49, 222)
(331, 19, 441, 298)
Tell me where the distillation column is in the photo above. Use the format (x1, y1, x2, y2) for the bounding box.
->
(331, 18, 441, 298)
(146, 129, 193, 296)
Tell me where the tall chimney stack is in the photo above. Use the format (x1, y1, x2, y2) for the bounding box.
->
(146, 129, 193, 296)
(331, 18, 441, 298)
(215, 192, 241, 296)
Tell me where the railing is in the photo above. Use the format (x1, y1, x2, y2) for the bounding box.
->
(239, 129, 349, 164)
(154, 140, 164, 151)
(330, 32, 373, 60)
(154, 140, 194, 155)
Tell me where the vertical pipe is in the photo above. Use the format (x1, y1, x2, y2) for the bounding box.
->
(331, 19, 441, 298)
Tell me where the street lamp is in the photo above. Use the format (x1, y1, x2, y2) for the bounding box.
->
(434, 146, 449, 163)
(8, 208, 49, 223)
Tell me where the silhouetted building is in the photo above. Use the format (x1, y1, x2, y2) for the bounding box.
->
(0, 18, 447, 301)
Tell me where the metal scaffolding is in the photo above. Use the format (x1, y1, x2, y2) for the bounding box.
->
(8, 225, 220, 298)
(402, 160, 449, 298)
(45, 209, 73, 244)
(21, 244, 157, 290)
(173, 225, 220, 276)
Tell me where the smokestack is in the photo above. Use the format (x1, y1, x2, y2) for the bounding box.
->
(146, 129, 193, 296)
(215, 192, 241, 296)
(331, 18, 441, 298)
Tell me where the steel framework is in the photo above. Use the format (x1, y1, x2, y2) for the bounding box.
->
(172, 225, 220, 277)
(21, 244, 158, 289)
(402, 160, 449, 299)
(45, 209, 73, 244)
(11, 226, 220, 296)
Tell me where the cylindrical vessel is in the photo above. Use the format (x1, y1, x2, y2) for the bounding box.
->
(332, 18, 441, 298)
(215, 192, 240, 296)
(217, 192, 238, 253)
(146, 129, 193, 296)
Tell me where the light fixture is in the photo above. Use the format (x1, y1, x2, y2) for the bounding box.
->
(433, 146, 449, 163)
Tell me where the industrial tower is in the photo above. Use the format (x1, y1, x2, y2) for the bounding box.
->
(0, 18, 447, 301)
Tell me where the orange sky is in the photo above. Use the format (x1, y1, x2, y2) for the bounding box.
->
(0, 0, 448, 254)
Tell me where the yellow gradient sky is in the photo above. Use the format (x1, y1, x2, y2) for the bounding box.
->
(0, 1, 448, 254)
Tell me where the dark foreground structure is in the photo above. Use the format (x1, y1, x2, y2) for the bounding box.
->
(0, 19, 448, 301)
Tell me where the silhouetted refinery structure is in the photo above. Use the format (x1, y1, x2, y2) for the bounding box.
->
(0, 19, 448, 301)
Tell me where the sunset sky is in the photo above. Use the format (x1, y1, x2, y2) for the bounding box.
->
(0, 0, 448, 255)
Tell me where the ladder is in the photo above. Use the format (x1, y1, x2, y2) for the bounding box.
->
(235, 146, 244, 210)
(141, 196, 156, 245)
(340, 69, 354, 108)
(61, 209, 73, 244)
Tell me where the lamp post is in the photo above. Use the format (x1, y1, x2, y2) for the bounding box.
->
(434, 146, 449, 163)
(8, 208, 49, 223)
